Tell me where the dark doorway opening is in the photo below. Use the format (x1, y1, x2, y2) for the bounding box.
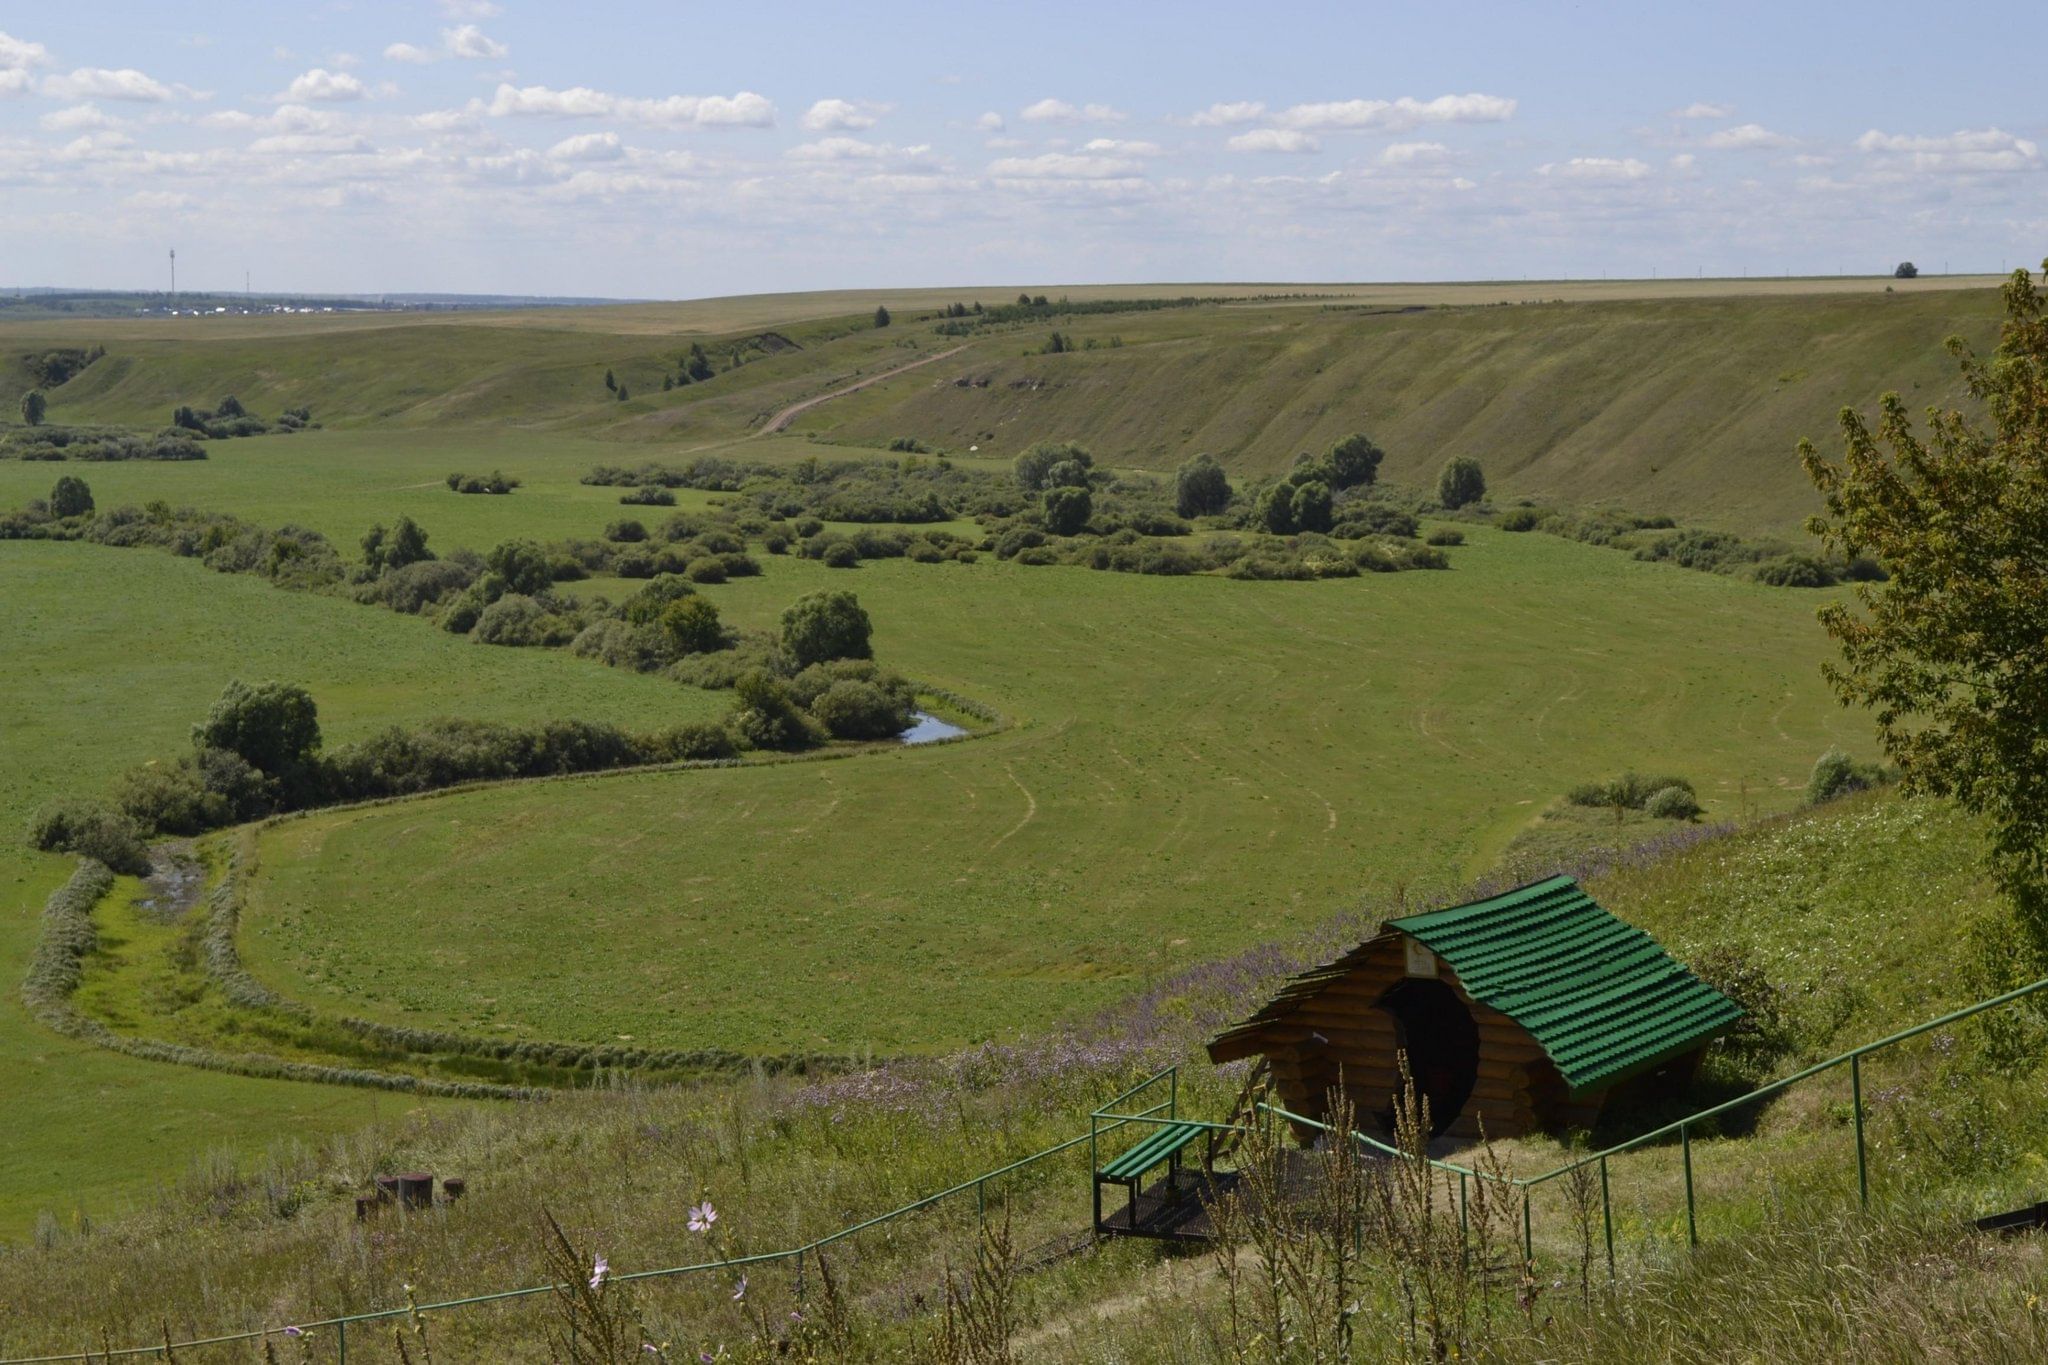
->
(1376, 978, 1480, 1136)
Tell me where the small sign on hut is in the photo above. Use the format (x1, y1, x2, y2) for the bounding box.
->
(1207, 875, 1744, 1140)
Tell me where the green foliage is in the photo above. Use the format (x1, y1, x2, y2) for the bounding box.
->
(1752, 553, 1836, 587)
(1497, 507, 1545, 532)
(731, 670, 821, 750)
(1289, 479, 1334, 533)
(873, 304, 891, 328)
(620, 485, 675, 506)
(1645, 784, 1703, 820)
(1807, 747, 1886, 805)
(472, 594, 580, 647)
(1801, 261, 2048, 938)
(48, 474, 92, 518)
(1174, 453, 1232, 518)
(446, 470, 519, 495)
(1437, 456, 1486, 509)
(1894, 261, 1918, 279)
(1254, 483, 1296, 534)
(1324, 432, 1384, 489)
(361, 515, 432, 574)
(24, 801, 149, 876)
(660, 596, 724, 655)
(1042, 484, 1092, 536)
(1567, 771, 1696, 811)
(192, 680, 320, 777)
(780, 589, 874, 667)
(487, 539, 554, 596)
(19, 389, 46, 427)
(1425, 526, 1465, 546)
(1013, 440, 1092, 493)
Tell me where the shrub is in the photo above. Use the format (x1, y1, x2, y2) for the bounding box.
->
(486, 539, 554, 596)
(621, 485, 676, 507)
(731, 670, 821, 750)
(605, 519, 648, 543)
(1325, 433, 1385, 489)
(1290, 480, 1334, 534)
(821, 541, 860, 568)
(1437, 456, 1487, 509)
(471, 594, 579, 647)
(1425, 526, 1465, 546)
(1043, 485, 1092, 536)
(763, 531, 791, 554)
(623, 575, 696, 625)
(685, 557, 728, 584)
(1014, 441, 1091, 492)
(1754, 554, 1838, 588)
(49, 475, 93, 519)
(1645, 785, 1703, 820)
(810, 679, 916, 740)
(782, 589, 874, 666)
(1497, 507, 1544, 532)
(1690, 944, 1796, 1078)
(645, 721, 739, 762)
(1567, 772, 1695, 810)
(1334, 504, 1419, 539)
(661, 596, 725, 655)
(26, 801, 150, 875)
(1254, 484, 1296, 535)
(193, 680, 321, 777)
(1808, 748, 1886, 805)
(1175, 454, 1232, 517)
(446, 470, 519, 495)
(569, 619, 665, 672)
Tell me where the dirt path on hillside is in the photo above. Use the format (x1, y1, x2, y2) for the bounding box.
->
(756, 344, 968, 435)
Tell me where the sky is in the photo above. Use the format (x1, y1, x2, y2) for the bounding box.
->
(1, 1, 2043, 299)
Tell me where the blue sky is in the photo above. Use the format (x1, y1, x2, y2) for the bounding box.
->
(2, 1, 2042, 297)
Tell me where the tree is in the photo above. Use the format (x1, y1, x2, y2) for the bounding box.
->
(192, 680, 321, 776)
(1043, 485, 1092, 535)
(1325, 432, 1385, 490)
(616, 384, 629, 401)
(1894, 262, 1919, 279)
(1290, 479, 1334, 533)
(1255, 483, 1297, 535)
(604, 368, 617, 392)
(873, 304, 891, 328)
(215, 395, 245, 418)
(1437, 456, 1487, 509)
(781, 589, 874, 667)
(1014, 441, 1091, 492)
(49, 475, 93, 519)
(20, 389, 46, 427)
(487, 539, 555, 596)
(386, 515, 432, 570)
(1801, 261, 2048, 942)
(1044, 458, 1091, 489)
(1176, 453, 1233, 518)
(661, 596, 724, 655)
(1017, 293, 1032, 306)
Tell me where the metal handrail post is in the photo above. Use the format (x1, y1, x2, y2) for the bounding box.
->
(1681, 1123, 1697, 1248)
(1852, 1053, 1868, 1210)
(1600, 1155, 1614, 1277)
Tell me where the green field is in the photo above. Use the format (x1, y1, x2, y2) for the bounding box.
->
(0, 542, 712, 1232)
(0, 277, 2005, 1241)
(236, 528, 1869, 1055)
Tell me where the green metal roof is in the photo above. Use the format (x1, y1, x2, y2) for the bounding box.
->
(1388, 874, 1743, 1094)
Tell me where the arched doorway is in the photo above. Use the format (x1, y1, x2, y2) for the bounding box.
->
(1376, 978, 1480, 1137)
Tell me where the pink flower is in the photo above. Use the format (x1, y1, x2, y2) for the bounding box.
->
(589, 1254, 610, 1291)
(283, 1327, 303, 1338)
(687, 1201, 718, 1233)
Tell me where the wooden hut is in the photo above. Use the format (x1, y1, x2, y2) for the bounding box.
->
(1207, 875, 1743, 1140)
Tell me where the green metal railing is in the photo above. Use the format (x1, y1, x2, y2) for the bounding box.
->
(11, 978, 2046, 1361)
(0, 1123, 1104, 1362)
(1270, 972, 2048, 1269)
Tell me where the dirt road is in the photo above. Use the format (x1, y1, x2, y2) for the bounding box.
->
(757, 344, 969, 435)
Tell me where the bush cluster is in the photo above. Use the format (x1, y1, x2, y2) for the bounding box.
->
(170, 395, 298, 440)
(1807, 748, 1889, 805)
(1566, 771, 1700, 816)
(446, 470, 520, 495)
(2, 427, 204, 462)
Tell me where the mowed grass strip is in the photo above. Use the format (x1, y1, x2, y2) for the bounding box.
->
(242, 527, 1871, 1056)
(0, 540, 712, 1233)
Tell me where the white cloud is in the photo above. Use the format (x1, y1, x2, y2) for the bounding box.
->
(974, 110, 1004, 132)
(787, 136, 885, 161)
(1227, 128, 1319, 154)
(0, 68, 29, 96)
(1670, 152, 1697, 171)
(1020, 97, 1126, 125)
(487, 83, 775, 129)
(988, 151, 1142, 178)
(250, 131, 371, 155)
(1190, 100, 1265, 127)
(1081, 137, 1161, 156)
(1703, 122, 1791, 150)
(1537, 156, 1652, 180)
(126, 189, 193, 212)
(1272, 93, 1515, 132)
(281, 68, 366, 102)
(1672, 102, 1732, 120)
(0, 29, 51, 71)
(410, 106, 479, 133)
(802, 98, 883, 132)
(1855, 126, 2040, 172)
(442, 24, 507, 59)
(40, 103, 118, 132)
(384, 42, 436, 64)
(1380, 140, 1449, 165)
(43, 67, 174, 102)
(548, 131, 623, 161)
(438, 0, 502, 16)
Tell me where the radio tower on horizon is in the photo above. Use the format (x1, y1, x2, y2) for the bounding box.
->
(169, 247, 176, 300)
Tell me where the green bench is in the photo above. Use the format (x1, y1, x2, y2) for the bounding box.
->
(1094, 1120, 1211, 1232)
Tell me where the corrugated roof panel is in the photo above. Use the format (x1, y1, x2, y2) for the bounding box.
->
(1388, 875, 1742, 1093)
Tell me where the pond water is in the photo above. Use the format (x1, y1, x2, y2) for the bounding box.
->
(899, 711, 970, 745)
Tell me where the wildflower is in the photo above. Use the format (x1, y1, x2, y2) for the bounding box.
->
(590, 1253, 610, 1291)
(284, 1327, 303, 1338)
(731, 1275, 747, 1301)
(688, 1200, 718, 1233)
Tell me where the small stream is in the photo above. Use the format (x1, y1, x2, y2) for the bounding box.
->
(899, 711, 970, 745)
